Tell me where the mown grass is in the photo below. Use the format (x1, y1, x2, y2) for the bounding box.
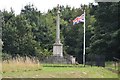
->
(41, 63, 83, 67)
(2, 63, 118, 78)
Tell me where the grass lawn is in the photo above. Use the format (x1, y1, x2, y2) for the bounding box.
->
(2, 64, 118, 78)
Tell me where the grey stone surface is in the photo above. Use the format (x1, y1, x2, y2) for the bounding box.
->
(51, 5, 77, 64)
(53, 43, 63, 57)
(70, 56, 76, 64)
(42, 55, 76, 64)
(53, 4, 63, 57)
(43, 56, 67, 64)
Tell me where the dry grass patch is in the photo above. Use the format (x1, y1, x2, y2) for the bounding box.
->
(2, 56, 42, 73)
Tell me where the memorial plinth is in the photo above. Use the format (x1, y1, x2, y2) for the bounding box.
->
(53, 43, 63, 57)
(43, 5, 75, 64)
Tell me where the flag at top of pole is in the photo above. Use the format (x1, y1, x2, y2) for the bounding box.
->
(73, 13, 84, 25)
(73, 10, 86, 67)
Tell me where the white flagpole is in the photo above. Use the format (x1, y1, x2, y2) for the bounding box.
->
(83, 10, 86, 66)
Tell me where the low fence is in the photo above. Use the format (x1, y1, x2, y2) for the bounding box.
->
(86, 54, 105, 67)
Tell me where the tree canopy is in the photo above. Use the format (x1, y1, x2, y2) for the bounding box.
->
(1, 2, 120, 61)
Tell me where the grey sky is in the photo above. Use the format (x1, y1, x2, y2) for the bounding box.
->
(0, 0, 96, 14)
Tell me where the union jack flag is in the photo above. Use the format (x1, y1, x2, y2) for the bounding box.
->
(73, 14, 84, 25)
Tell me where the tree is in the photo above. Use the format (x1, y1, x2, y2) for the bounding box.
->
(89, 2, 120, 60)
(2, 4, 54, 58)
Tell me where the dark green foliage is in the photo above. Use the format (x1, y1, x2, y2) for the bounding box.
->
(2, 4, 53, 58)
(1, 3, 119, 61)
(89, 2, 120, 60)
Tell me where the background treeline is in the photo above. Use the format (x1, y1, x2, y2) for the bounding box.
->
(1, 2, 120, 62)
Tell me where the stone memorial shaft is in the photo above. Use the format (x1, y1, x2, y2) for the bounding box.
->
(53, 4, 63, 57)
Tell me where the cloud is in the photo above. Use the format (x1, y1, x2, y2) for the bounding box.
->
(0, 0, 95, 14)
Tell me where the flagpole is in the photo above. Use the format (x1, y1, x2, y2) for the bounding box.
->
(83, 10, 85, 67)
